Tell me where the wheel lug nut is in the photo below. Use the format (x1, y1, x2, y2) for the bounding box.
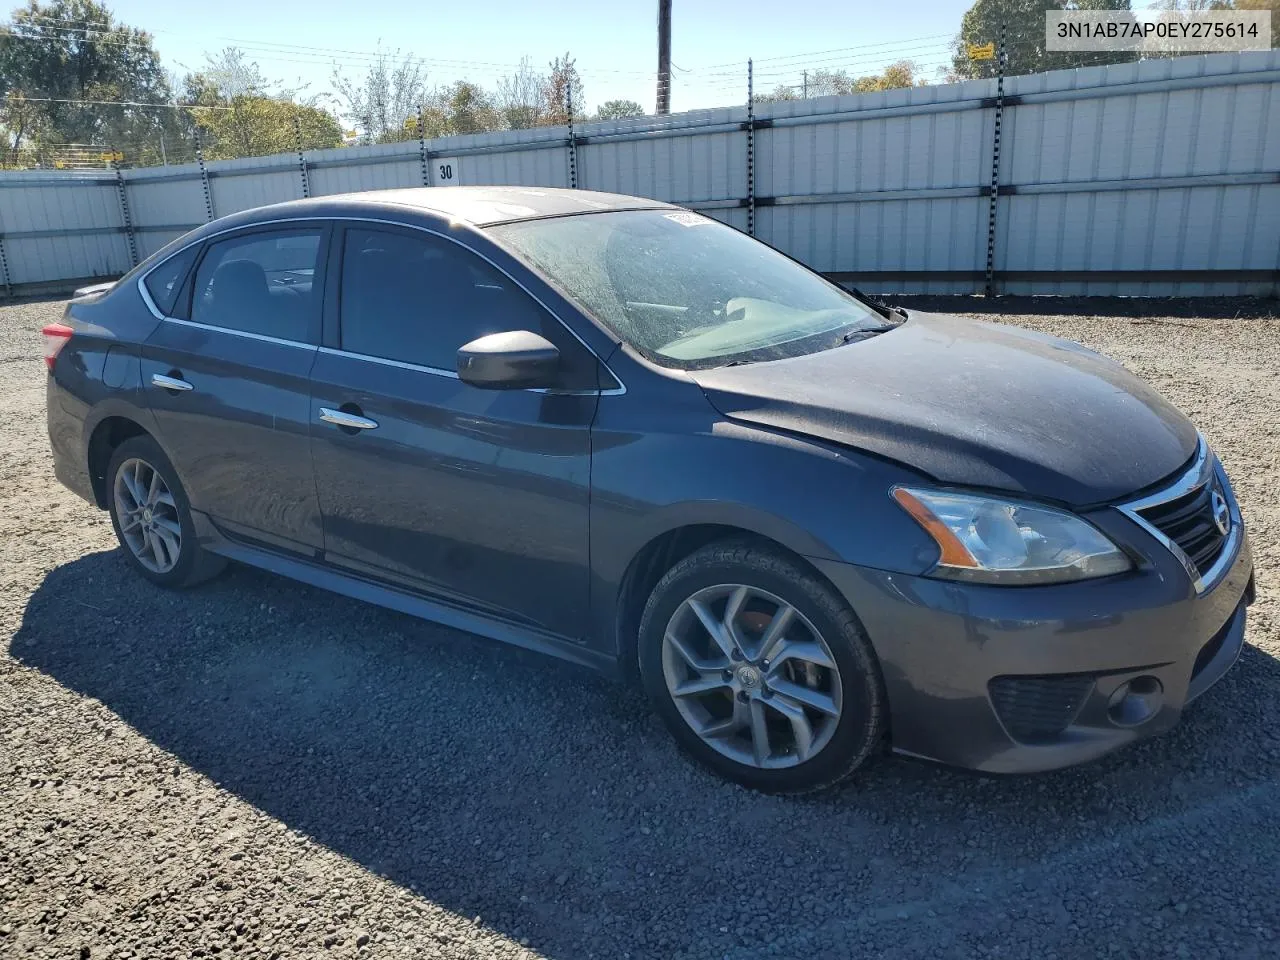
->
(730, 649, 743, 662)
(722, 669, 733, 681)
(736, 691, 749, 703)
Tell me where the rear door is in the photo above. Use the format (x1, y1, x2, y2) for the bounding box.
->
(308, 223, 601, 639)
(140, 224, 329, 553)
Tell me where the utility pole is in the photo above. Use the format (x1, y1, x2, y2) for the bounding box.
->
(657, 0, 672, 115)
(803, 70, 808, 99)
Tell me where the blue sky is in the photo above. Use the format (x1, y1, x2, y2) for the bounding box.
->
(100, 0, 973, 116)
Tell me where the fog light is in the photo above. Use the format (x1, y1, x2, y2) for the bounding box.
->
(1107, 676, 1163, 727)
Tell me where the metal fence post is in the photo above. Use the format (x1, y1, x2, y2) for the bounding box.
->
(292, 113, 311, 199)
(417, 105, 431, 186)
(984, 23, 1007, 297)
(194, 127, 215, 222)
(112, 153, 138, 269)
(0, 232, 12, 299)
(746, 59, 756, 237)
(566, 78, 578, 190)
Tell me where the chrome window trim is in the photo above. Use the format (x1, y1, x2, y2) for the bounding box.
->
(316, 345, 625, 397)
(163, 316, 316, 350)
(138, 245, 198, 321)
(138, 276, 165, 320)
(1116, 436, 1241, 595)
(134, 213, 627, 397)
(318, 345, 458, 379)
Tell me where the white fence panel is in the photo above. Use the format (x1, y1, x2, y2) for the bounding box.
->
(207, 156, 302, 217)
(124, 164, 209, 259)
(0, 174, 128, 285)
(0, 52, 1276, 297)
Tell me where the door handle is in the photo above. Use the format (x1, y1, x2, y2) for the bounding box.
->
(319, 407, 379, 431)
(151, 373, 193, 391)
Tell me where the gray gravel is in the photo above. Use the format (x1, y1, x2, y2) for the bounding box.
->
(2, 295, 1278, 960)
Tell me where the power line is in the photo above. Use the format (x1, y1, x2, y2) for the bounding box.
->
(7, 96, 233, 110)
(696, 33, 956, 70)
(5, 18, 663, 78)
(710, 41, 955, 80)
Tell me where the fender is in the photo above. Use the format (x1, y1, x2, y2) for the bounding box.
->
(587, 397, 944, 660)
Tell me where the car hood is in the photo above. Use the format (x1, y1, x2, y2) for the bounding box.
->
(689, 311, 1198, 506)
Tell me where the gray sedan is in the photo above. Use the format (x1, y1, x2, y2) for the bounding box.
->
(44, 187, 1254, 793)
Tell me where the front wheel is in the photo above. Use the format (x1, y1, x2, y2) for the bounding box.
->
(638, 540, 886, 794)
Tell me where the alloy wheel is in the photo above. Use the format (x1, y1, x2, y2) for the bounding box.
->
(113, 457, 182, 574)
(661, 583, 843, 769)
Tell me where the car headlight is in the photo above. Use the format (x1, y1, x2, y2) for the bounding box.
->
(891, 486, 1132, 584)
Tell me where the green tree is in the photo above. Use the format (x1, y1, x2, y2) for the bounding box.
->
(0, 0, 177, 158)
(1, 90, 48, 161)
(595, 98, 646, 120)
(951, 0, 1139, 80)
(182, 48, 342, 159)
(755, 62, 923, 103)
(1236, 0, 1280, 47)
(191, 96, 341, 159)
(436, 80, 498, 135)
(853, 61, 924, 92)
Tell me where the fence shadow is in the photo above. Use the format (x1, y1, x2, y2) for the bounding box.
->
(890, 293, 1280, 320)
(11, 547, 1279, 957)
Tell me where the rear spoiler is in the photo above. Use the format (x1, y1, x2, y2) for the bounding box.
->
(71, 280, 117, 300)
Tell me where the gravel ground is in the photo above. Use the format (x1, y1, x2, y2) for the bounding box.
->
(2, 295, 1278, 960)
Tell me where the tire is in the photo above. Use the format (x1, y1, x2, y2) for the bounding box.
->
(637, 539, 886, 794)
(106, 435, 226, 589)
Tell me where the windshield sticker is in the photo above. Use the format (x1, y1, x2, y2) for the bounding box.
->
(664, 211, 712, 227)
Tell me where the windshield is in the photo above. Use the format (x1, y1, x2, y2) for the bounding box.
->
(487, 209, 893, 370)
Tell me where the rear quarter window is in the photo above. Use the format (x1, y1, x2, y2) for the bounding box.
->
(142, 246, 198, 316)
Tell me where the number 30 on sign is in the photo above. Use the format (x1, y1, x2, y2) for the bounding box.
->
(433, 157, 459, 184)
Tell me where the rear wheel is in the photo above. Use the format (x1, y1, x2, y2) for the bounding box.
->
(638, 540, 886, 793)
(106, 435, 225, 588)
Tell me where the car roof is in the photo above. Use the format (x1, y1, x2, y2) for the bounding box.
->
(266, 186, 677, 227)
(363, 186, 676, 224)
(135, 187, 681, 274)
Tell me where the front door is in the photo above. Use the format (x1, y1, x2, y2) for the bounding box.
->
(141, 224, 328, 553)
(308, 224, 601, 639)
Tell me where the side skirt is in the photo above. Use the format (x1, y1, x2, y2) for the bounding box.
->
(193, 513, 619, 678)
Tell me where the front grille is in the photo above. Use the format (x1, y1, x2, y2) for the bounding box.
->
(988, 674, 1094, 744)
(1134, 478, 1228, 576)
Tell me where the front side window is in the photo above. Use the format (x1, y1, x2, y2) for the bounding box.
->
(488, 209, 892, 370)
(337, 226, 598, 388)
(143, 246, 198, 316)
(190, 229, 323, 342)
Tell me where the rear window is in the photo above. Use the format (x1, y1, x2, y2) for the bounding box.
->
(190, 229, 323, 343)
(142, 246, 198, 316)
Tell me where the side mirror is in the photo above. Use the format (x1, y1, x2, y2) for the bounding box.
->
(457, 330, 560, 390)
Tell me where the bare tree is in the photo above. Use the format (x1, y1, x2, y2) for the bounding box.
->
(332, 47, 429, 143)
(496, 56, 546, 130)
(200, 47, 268, 100)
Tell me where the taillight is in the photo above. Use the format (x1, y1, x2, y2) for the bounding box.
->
(42, 323, 74, 371)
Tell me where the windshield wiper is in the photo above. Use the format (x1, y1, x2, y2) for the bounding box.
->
(841, 324, 900, 344)
(849, 286, 908, 321)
